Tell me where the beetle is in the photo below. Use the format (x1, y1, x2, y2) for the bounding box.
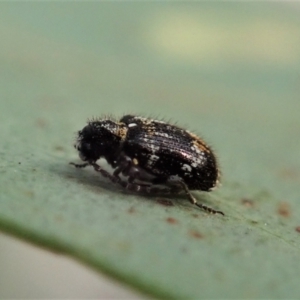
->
(70, 115, 224, 215)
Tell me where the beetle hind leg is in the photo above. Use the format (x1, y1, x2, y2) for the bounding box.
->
(167, 178, 224, 216)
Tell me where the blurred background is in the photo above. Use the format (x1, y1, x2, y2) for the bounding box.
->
(0, 2, 300, 298)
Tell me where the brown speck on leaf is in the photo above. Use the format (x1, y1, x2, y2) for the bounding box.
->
(189, 230, 203, 239)
(295, 226, 300, 233)
(54, 145, 64, 152)
(181, 247, 188, 254)
(128, 207, 136, 214)
(55, 215, 64, 222)
(278, 168, 299, 181)
(277, 202, 291, 218)
(24, 190, 34, 198)
(166, 217, 178, 224)
(241, 198, 255, 208)
(156, 198, 174, 206)
(36, 118, 47, 128)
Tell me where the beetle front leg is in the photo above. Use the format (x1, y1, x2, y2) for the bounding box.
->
(91, 163, 123, 185)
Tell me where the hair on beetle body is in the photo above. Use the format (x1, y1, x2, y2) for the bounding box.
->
(70, 114, 224, 215)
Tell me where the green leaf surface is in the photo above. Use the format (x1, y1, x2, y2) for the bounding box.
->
(1, 3, 300, 298)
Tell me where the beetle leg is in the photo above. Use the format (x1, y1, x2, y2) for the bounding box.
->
(113, 154, 132, 177)
(90, 162, 147, 190)
(72, 162, 222, 215)
(90, 163, 122, 184)
(91, 163, 182, 195)
(167, 178, 224, 215)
